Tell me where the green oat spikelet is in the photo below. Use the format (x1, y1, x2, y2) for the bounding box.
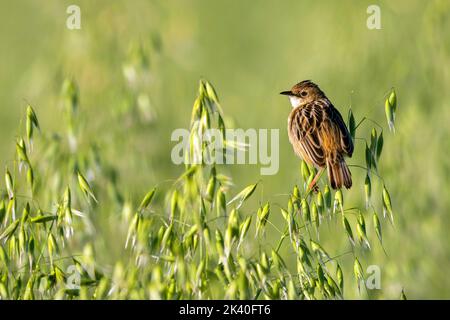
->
(385, 89, 397, 133)
(77, 171, 98, 203)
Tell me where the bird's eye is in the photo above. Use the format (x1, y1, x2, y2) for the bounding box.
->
(300, 91, 308, 97)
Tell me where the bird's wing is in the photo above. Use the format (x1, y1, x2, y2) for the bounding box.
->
(325, 104, 354, 157)
(289, 102, 327, 167)
(289, 100, 354, 167)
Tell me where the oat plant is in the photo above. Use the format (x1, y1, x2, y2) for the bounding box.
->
(0, 78, 400, 300)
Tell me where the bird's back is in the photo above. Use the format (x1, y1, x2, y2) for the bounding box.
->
(288, 100, 353, 159)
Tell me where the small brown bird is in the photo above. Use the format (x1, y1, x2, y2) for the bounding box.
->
(281, 80, 354, 190)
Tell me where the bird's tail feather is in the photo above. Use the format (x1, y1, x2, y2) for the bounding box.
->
(327, 157, 352, 189)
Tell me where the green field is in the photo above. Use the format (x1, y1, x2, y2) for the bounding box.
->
(0, 0, 449, 299)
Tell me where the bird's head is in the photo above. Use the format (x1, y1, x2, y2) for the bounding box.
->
(280, 80, 326, 108)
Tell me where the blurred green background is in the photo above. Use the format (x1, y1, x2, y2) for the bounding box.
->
(0, 0, 449, 299)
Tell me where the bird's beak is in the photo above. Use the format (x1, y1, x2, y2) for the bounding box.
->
(280, 91, 292, 96)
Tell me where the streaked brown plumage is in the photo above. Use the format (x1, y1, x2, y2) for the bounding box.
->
(281, 80, 354, 189)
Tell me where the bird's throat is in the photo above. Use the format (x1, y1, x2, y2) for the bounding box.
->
(289, 96, 302, 108)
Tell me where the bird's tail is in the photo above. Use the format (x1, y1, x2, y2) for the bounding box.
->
(327, 156, 352, 189)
